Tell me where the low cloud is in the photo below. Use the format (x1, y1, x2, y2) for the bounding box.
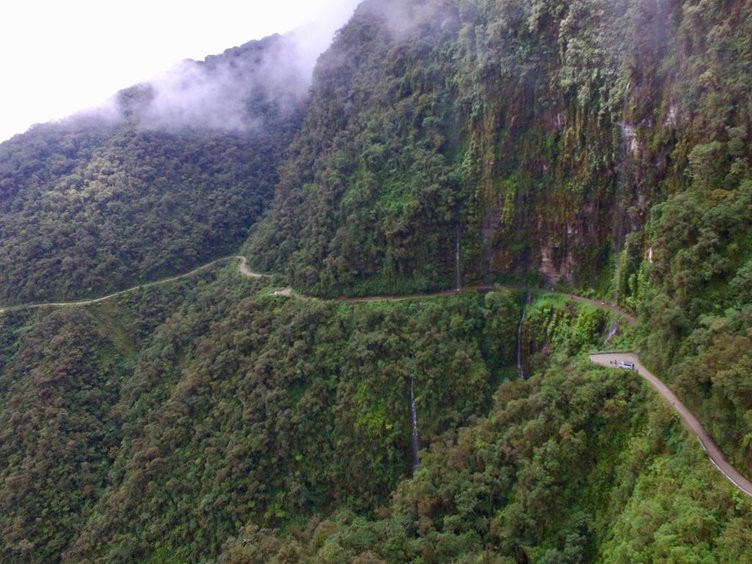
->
(357, 0, 458, 41)
(107, 0, 361, 134)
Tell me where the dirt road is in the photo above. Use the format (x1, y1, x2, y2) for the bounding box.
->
(2, 255, 635, 324)
(237, 256, 265, 279)
(567, 294, 637, 325)
(0, 256, 265, 315)
(2, 255, 746, 497)
(590, 352, 752, 498)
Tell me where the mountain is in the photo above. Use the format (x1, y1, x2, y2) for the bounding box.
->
(248, 0, 751, 298)
(1, 0, 752, 561)
(0, 34, 303, 304)
(247, 0, 752, 507)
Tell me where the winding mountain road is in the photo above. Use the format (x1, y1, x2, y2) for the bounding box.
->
(0, 255, 634, 316)
(1, 255, 749, 497)
(0, 256, 259, 316)
(590, 352, 752, 498)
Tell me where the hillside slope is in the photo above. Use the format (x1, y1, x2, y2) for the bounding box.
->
(0, 34, 303, 304)
(247, 0, 751, 297)
(1, 0, 751, 561)
(2, 264, 750, 562)
(0, 269, 520, 561)
(246, 0, 752, 483)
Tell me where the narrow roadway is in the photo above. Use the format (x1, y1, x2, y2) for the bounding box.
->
(590, 352, 752, 498)
(0, 256, 255, 315)
(0, 255, 634, 319)
(2, 254, 748, 497)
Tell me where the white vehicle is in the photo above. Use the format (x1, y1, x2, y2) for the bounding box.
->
(617, 361, 635, 370)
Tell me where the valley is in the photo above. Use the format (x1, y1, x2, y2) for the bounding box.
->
(3, 250, 749, 503)
(1, 0, 751, 560)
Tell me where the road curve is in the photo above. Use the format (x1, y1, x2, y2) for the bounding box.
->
(2, 256, 635, 325)
(590, 352, 752, 498)
(5, 255, 745, 496)
(321, 286, 635, 325)
(237, 256, 265, 279)
(566, 294, 637, 326)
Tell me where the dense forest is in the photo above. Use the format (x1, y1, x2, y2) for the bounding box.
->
(3, 274, 750, 561)
(1, 0, 751, 561)
(247, 0, 752, 514)
(0, 34, 302, 304)
(248, 0, 751, 299)
(1, 267, 520, 561)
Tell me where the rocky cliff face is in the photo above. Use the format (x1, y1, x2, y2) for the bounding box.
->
(247, 0, 750, 296)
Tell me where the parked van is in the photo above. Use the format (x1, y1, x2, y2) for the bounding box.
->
(617, 361, 635, 370)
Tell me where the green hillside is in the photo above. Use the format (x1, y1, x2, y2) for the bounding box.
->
(247, 0, 752, 501)
(0, 34, 302, 304)
(248, 0, 751, 296)
(0, 268, 520, 561)
(1, 0, 751, 561)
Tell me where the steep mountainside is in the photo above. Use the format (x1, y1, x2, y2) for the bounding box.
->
(0, 268, 520, 561)
(220, 359, 752, 563)
(246, 0, 752, 481)
(1, 0, 752, 562)
(247, 0, 751, 297)
(0, 34, 303, 304)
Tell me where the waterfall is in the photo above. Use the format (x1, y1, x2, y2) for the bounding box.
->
(604, 319, 619, 345)
(516, 292, 532, 379)
(409, 377, 420, 472)
(614, 122, 636, 252)
(455, 224, 462, 291)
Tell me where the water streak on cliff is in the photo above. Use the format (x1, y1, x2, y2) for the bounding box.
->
(604, 319, 619, 345)
(517, 292, 532, 379)
(455, 224, 462, 291)
(409, 377, 420, 472)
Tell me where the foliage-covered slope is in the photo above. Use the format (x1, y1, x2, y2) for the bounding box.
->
(1, 264, 750, 561)
(0, 274, 206, 560)
(4, 268, 750, 562)
(220, 358, 752, 563)
(0, 34, 302, 304)
(1, 0, 752, 561)
(214, 299, 752, 563)
(614, 0, 752, 478)
(247, 0, 751, 298)
(0, 266, 520, 561)
(244, 0, 752, 496)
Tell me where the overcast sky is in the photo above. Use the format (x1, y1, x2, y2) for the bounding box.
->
(0, 0, 359, 142)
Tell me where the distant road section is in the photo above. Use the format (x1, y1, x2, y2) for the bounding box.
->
(566, 294, 637, 325)
(590, 352, 752, 498)
(0, 256, 266, 315)
(1, 254, 636, 322)
(4, 254, 747, 496)
(238, 256, 265, 279)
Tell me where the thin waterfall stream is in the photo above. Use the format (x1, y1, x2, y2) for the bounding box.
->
(455, 224, 461, 291)
(409, 377, 420, 472)
(614, 122, 634, 253)
(516, 292, 532, 379)
(604, 319, 619, 345)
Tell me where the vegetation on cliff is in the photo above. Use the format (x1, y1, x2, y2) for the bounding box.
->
(0, 0, 751, 561)
(0, 35, 302, 304)
(245, 0, 752, 491)
(0, 270, 519, 561)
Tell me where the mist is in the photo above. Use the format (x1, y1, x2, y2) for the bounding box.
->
(0, 1, 369, 143)
(355, 0, 457, 41)
(111, 0, 361, 134)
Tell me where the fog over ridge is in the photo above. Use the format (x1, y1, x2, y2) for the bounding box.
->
(109, 0, 361, 134)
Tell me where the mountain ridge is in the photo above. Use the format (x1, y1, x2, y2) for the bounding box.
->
(0, 33, 304, 304)
(1, 0, 751, 561)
